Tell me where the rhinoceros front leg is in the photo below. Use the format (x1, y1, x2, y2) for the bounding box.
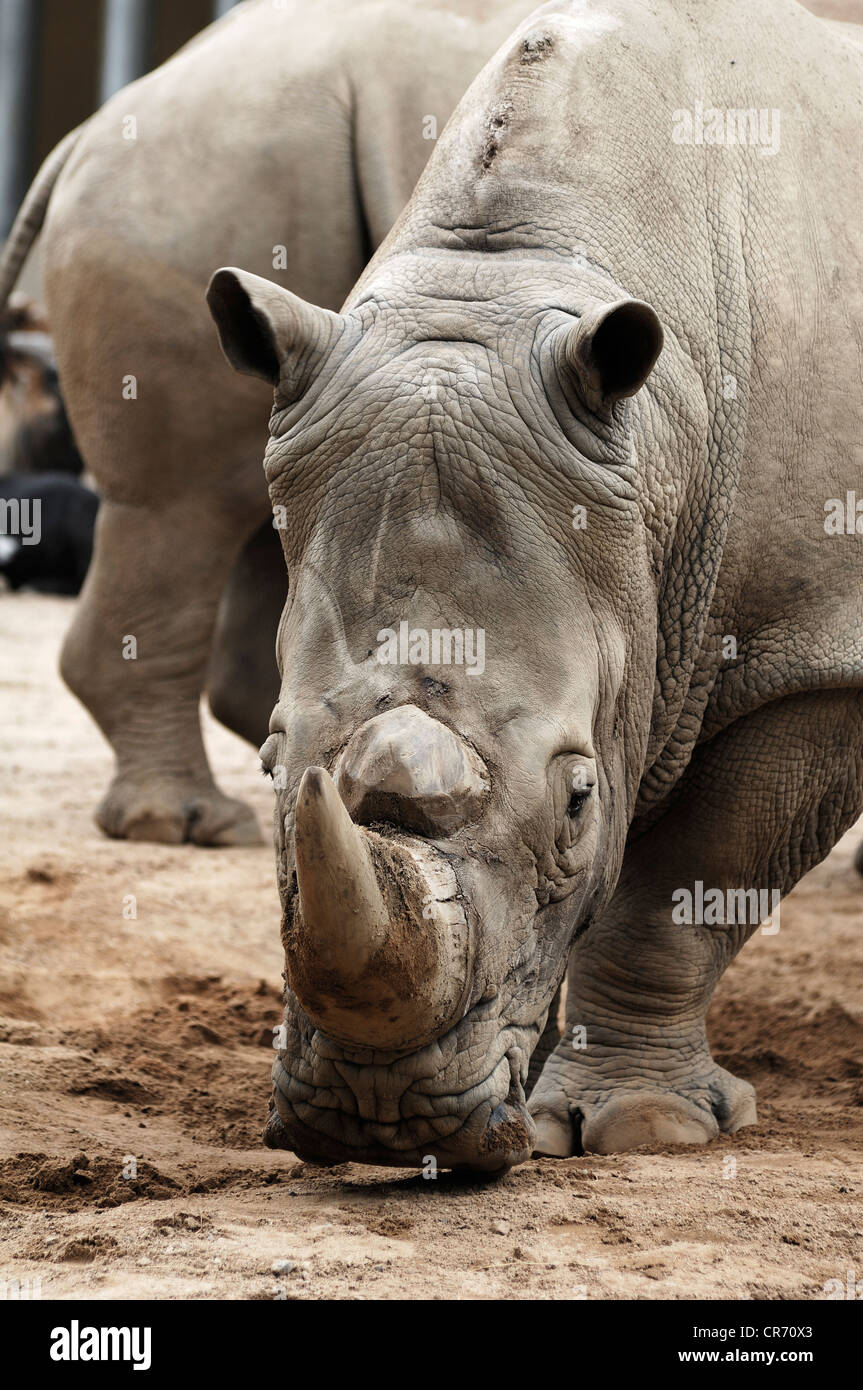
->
(526, 983, 562, 1098)
(530, 689, 863, 1155)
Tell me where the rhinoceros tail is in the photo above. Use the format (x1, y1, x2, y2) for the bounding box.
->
(0, 125, 84, 314)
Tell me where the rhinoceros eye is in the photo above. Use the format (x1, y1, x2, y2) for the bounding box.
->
(554, 755, 596, 851)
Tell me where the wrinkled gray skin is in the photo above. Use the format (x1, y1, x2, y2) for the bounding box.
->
(0, 0, 530, 845)
(208, 0, 863, 1166)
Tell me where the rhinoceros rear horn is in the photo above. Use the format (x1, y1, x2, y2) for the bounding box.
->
(206, 267, 344, 395)
(564, 297, 663, 410)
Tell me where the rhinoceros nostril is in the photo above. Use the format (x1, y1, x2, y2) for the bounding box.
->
(335, 704, 489, 837)
(569, 1107, 586, 1157)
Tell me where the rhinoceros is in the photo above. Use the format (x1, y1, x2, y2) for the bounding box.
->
(0, 0, 531, 845)
(206, 0, 863, 1166)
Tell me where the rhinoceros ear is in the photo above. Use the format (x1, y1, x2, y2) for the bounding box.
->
(206, 267, 344, 395)
(564, 298, 663, 410)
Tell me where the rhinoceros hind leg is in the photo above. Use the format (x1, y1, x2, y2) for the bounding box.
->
(61, 497, 265, 847)
(96, 775, 262, 847)
(206, 519, 285, 747)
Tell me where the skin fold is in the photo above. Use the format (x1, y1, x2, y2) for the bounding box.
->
(208, 0, 863, 1164)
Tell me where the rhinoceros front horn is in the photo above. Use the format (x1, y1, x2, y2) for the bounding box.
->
(287, 766, 470, 1050)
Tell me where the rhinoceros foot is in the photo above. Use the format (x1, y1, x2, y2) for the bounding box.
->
(97, 775, 263, 847)
(528, 1049, 756, 1156)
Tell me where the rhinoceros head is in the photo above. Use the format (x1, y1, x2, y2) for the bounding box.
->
(207, 256, 663, 1169)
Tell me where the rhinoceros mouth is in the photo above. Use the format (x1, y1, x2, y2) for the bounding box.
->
(266, 1002, 541, 1171)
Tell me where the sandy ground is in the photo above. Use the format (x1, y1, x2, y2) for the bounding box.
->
(0, 593, 860, 1302)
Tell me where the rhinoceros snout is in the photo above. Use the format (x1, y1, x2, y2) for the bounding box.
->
(334, 704, 489, 837)
(287, 758, 472, 1051)
(285, 709, 490, 1054)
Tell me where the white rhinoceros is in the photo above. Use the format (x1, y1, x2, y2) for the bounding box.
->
(0, 0, 532, 845)
(207, 0, 863, 1165)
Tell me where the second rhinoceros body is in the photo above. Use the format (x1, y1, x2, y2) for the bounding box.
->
(208, 0, 863, 1166)
(0, 0, 533, 845)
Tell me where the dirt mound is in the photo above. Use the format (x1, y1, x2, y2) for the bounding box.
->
(0, 1151, 179, 1209)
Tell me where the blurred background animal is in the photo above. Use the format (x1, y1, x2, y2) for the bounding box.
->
(0, 294, 83, 477)
(0, 469, 97, 595)
(0, 0, 533, 847)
